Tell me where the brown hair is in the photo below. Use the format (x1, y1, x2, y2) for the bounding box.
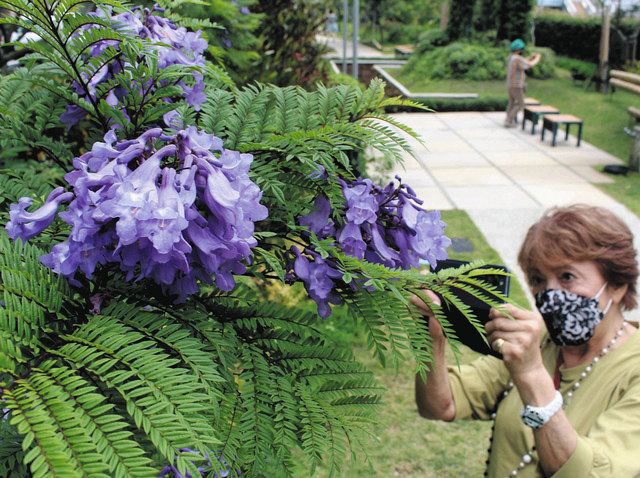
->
(518, 204, 638, 310)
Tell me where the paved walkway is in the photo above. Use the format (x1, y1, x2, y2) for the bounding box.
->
(381, 111, 640, 321)
(317, 34, 390, 59)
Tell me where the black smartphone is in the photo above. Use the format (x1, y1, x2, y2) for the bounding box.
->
(430, 259, 510, 357)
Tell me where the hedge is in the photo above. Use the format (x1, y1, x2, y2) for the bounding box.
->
(534, 12, 640, 66)
(386, 96, 507, 112)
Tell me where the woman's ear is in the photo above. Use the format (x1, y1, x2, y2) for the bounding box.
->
(610, 284, 629, 307)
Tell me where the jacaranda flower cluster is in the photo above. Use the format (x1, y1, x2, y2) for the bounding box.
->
(158, 448, 237, 478)
(6, 115, 268, 301)
(294, 177, 451, 317)
(61, 6, 208, 128)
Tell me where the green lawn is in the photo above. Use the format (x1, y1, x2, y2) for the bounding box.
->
(391, 67, 640, 220)
(300, 209, 531, 478)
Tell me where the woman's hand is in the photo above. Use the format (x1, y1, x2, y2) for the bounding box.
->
(484, 304, 545, 379)
(410, 290, 445, 341)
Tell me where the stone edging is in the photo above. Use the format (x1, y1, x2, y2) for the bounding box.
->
(372, 65, 479, 100)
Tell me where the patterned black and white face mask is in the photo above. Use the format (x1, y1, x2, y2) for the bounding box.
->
(535, 283, 612, 346)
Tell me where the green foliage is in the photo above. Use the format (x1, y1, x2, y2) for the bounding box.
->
(0, 0, 515, 475)
(555, 56, 597, 80)
(415, 28, 450, 54)
(474, 0, 498, 33)
(447, 0, 475, 41)
(412, 96, 507, 112)
(154, 0, 261, 82)
(0, 72, 76, 168)
(250, 0, 333, 88)
(527, 46, 556, 79)
(361, 0, 440, 45)
(0, 232, 383, 476)
(404, 42, 507, 81)
(495, 0, 534, 42)
(534, 11, 640, 66)
(404, 42, 555, 83)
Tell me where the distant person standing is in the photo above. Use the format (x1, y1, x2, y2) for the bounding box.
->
(505, 39, 540, 128)
(325, 10, 339, 37)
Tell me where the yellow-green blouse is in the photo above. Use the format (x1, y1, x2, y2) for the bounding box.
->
(449, 325, 640, 477)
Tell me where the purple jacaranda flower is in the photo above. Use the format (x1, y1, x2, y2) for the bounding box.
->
(341, 178, 378, 225)
(60, 105, 88, 129)
(6, 187, 74, 241)
(298, 196, 335, 238)
(403, 208, 451, 268)
(60, 7, 208, 127)
(9, 124, 268, 301)
(293, 247, 342, 319)
(308, 165, 328, 181)
(164, 109, 184, 130)
(137, 169, 189, 254)
(295, 176, 450, 279)
(338, 222, 366, 259)
(158, 448, 237, 478)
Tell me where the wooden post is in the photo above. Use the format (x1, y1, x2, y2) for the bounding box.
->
(630, 126, 640, 172)
(599, 8, 611, 93)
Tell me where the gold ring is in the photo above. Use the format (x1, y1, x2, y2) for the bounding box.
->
(492, 338, 505, 353)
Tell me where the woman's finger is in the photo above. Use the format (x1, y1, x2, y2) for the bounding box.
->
(485, 317, 524, 334)
(489, 303, 535, 321)
(410, 290, 441, 314)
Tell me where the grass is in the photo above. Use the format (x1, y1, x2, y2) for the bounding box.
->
(599, 173, 640, 217)
(390, 66, 640, 218)
(298, 209, 531, 478)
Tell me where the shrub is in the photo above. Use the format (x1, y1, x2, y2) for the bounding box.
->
(556, 55, 597, 78)
(385, 96, 508, 112)
(416, 28, 451, 53)
(528, 46, 556, 79)
(403, 42, 506, 81)
(404, 42, 557, 82)
(384, 22, 429, 44)
(534, 11, 640, 66)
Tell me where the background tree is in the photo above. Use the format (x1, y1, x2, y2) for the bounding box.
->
(496, 0, 535, 41)
(474, 0, 498, 35)
(447, 0, 475, 40)
(251, 0, 333, 87)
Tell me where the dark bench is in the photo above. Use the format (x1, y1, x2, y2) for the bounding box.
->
(394, 44, 414, 58)
(541, 114, 584, 147)
(523, 105, 560, 134)
(628, 106, 640, 123)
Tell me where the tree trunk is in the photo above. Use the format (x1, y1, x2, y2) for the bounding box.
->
(599, 8, 611, 93)
(440, 0, 450, 30)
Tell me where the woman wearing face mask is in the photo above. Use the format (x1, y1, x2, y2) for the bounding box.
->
(413, 204, 640, 477)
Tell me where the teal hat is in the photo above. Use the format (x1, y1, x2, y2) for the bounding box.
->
(510, 39, 525, 51)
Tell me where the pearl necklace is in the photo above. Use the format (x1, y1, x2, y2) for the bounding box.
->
(484, 322, 628, 478)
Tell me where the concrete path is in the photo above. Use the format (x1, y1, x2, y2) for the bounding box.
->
(382, 111, 640, 321)
(317, 34, 390, 59)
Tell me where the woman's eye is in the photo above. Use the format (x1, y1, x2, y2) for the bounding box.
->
(560, 272, 574, 282)
(530, 275, 544, 286)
